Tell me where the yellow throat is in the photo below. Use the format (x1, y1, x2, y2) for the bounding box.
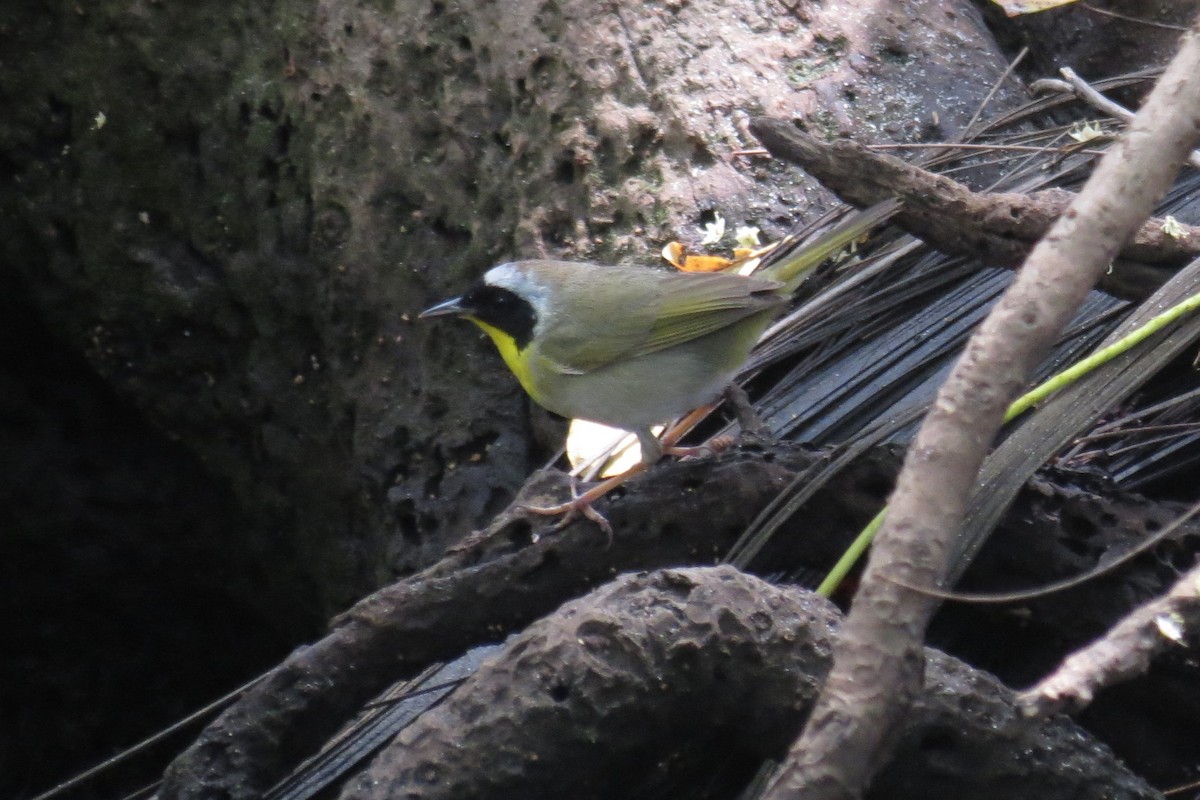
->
(468, 317, 543, 404)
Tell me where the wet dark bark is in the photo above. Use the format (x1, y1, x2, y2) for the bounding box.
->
(749, 119, 1200, 300)
(158, 443, 1200, 799)
(338, 567, 1157, 800)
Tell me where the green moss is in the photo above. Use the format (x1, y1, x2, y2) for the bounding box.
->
(786, 35, 848, 87)
(805, 109, 842, 141)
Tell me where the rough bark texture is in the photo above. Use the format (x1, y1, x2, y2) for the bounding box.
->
(0, 0, 1033, 792)
(1019, 552, 1200, 718)
(0, 0, 1026, 620)
(155, 448, 875, 800)
(762, 18, 1200, 800)
(10, 1, 1200, 798)
(337, 567, 1157, 800)
(750, 119, 1200, 300)
(152, 442, 1200, 799)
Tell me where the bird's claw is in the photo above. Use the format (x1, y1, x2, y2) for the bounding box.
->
(517, 475, 615, 545)
(661, 434, 735, 460)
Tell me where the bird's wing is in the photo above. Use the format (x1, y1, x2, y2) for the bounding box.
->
(536, 268, 783, 373)
(533, 265, 664, 374)
(631, 271, 784, 357)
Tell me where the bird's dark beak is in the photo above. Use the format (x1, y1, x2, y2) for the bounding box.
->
(419, 296, 469, 319)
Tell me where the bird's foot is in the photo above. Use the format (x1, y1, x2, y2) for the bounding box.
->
(517, 466, 646, 545)
(517, 399, 736, 542)
(661, 434, 736, 460)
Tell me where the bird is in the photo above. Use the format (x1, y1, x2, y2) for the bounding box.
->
(420, 201, 897, 530)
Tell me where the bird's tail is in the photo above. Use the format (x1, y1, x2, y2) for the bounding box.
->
(758, 198, 900, 293)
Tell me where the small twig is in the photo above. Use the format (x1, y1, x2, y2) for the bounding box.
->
(886, 498, 1200, 605)
(869, 141, 1107, 155)
(1164, 774, 1200, 796)
(1033, 67, 1200, 168)
(1071, 420, 1200, 445)
(1080, 3, 1189, 32)
(1018, 550, 1200, 717)
(960, 46, 1029, 138)
(1061, 67, 1141, 120)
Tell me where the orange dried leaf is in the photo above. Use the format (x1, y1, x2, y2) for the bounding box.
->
(661, 241, 687, 269)
(679, 254, 735, 273)
(661, 241, 735, 273)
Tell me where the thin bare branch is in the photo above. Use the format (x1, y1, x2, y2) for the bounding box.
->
(1032, 66, 1200, 168)
(760, 16, 1200, 800)
(1018, 527, 1200, 717)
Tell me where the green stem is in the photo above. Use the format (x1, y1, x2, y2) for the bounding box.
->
(817, 287, 1200, 597)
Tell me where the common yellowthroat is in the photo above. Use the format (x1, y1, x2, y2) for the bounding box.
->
(420, 201, 895, 526)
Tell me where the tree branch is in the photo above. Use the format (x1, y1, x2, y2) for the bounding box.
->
(760, 16, 1200, 800)
(156, 451, 877, 800)
(1018, 513, 1200, 718)
(749, 121, 1200, 301)
(339, 567, 1158, 800)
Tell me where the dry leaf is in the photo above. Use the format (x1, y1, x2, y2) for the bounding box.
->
(990, 0, 1079, 16)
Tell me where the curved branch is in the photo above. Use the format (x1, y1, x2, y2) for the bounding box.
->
(157, 451, 875, 800)
(339, 567, 1157, 800)
(1019, 534, 1200, 717)
(749, 121, 1200, 301)
(762, 17, 1200, 800)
